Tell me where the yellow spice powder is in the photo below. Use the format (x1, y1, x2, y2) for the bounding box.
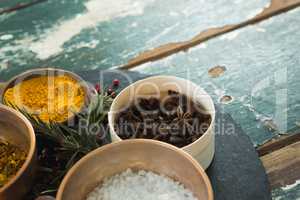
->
(4, 75, 85, 123)
(0, 140, 27, 188)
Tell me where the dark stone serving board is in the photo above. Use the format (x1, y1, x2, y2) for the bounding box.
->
(206, 111, 271, 200)
(79, 69, 271, 200)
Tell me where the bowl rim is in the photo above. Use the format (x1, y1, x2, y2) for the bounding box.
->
(0, 104, 36, 193)
(56, 139, 214, 200)
(0, 67, 92, 123)
(108, 75, 216, 150)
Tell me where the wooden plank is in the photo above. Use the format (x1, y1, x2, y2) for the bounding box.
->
(257, 133, 300, 156)
(258, 133, 300, 189)
(260, 141, 300, 189)
(121, 0, 300, 69)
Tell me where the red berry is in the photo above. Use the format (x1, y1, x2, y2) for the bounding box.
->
(107, 88, 113, 95)
(113, 79, 120, 87)
(111, 91, 116, 98)
(95, 84, 101, 93)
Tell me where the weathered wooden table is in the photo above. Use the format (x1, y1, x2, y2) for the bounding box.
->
(0, 0, 300, 199)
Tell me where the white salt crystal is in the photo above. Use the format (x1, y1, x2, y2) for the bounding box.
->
(86, 169, 198, 200)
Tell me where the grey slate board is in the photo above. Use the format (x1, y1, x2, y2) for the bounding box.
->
(207, 111, 271, 200)
(80, 69, 271, 200)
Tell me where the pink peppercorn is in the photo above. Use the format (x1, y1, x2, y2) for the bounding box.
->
(107, 87, 113, 95)
(112, 79, 120, 87)
(110, 91, 116, 98)
(95, 84, 101, 93)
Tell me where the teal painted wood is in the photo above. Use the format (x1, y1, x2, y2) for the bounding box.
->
(0, 0, 269, 80)
(0, 0, 33, 10)
(133, 9, 300, 198)
(272, 181, 300, 200)
(0, 1, 299, 198)
(134, 8, 300, 146)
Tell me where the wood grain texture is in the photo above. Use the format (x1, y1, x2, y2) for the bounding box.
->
(260, 141, 300, 189)
(121, 0, 300, 69)
(257, 134, 300, 156)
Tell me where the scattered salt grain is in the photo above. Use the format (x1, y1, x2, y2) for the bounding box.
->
(86, 169, 198, 200)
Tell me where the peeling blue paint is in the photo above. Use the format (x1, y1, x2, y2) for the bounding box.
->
(272, 180, 300, 200)
(0, 0, 269, 79)
(134, 8, 300, 146)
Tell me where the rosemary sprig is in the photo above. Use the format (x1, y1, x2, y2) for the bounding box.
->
(5, 94, 113, 198)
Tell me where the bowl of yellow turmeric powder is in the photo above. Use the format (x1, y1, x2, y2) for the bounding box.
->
(0, 104, 36, 200)
(0, 68, 93, 124)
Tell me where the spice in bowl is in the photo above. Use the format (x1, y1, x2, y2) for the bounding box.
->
(0, 139, 27, 187)
(115, 90, 211, 148)
(86, 168, 198, 200)
(3, 75, 85, 123)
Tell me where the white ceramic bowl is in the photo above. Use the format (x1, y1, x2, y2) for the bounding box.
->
(108, 76, 215, 169)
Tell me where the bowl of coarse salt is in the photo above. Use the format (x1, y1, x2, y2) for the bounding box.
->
(56, 139, 213, 200)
